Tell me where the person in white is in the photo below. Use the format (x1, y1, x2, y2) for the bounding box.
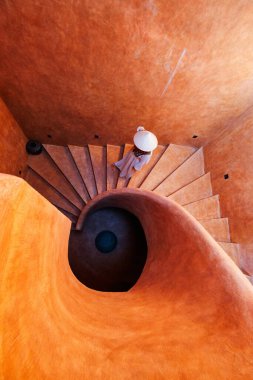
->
(114, 126, 158, 179)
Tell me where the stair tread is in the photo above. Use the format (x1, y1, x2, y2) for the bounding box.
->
(44, 145, 90, 203)
(57, 207, 78, 224)
(68, 145, 97, 199)
(183, 195, 220, 220)
(218, 242, 253, 276)
(168, 173, 213, 205)
(234, 244, 253, 276)
(116, 144, 133, 189)
(245, 275, 253, 285)
(25, 168, 80, 216)
(218, 242, 240, 265)
(27, 150, 84, 210)
(128, 145, 167, 189)
(140, 144, 196, 191)
(154, 148, 205, 196)
(199, 218, 230, 242)
(106, 145, 123, 190)
(88, 145, 107, 194)
(25, 143, 233, 249)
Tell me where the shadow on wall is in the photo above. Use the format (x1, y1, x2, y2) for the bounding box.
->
(0, 98, 27, 176)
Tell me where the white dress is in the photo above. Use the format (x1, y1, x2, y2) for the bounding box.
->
(114, 150, 152, 180)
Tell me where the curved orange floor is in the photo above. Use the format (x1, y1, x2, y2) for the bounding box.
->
(1, 174, 253, 379)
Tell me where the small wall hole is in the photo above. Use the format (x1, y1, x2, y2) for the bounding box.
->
(94, 134, 100, 139)
(224, 174, 229, 180)
(19, 170, 22, 175)
(47, 134, 52, 138)
(192, 135, 198, 139)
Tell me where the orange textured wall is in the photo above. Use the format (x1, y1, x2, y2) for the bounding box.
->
(204, 106, 253, 244)
(0, 1, 253, 147)
(1, 175, 253, 379)
(0, 98, 27, 176)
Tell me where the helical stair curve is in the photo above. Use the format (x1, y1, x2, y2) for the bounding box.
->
(1, 174, 253, 379)
(24, 142, 250, 281)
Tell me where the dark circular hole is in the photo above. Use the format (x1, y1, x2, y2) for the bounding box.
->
(94, 134, 99, 139)
(95, 230, 117, 253)
(68, 207, 147, 292)
(26, 140, 43, 155)
(47, 134, 52, 138)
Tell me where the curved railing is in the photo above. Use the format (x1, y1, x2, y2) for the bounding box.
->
(1, 174, 253, 379)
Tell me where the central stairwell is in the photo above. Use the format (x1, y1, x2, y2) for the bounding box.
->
(25, 142, 244, 279)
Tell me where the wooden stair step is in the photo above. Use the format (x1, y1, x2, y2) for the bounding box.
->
(154, 148, 205, 197)
(218, 242, 253, 278)
(25, 168, 80, 216)
(245, 275, 253, 285)
(57, 207, 78, 224)
(168, 173, 213, 205)
(27, 150, 84, 210)
(44, 145, 90, 203)
(234, 244, 253, 276)
(88, 145, 107, 194)
(199, 218, 230, 242)
(68, 145, 97, 199)
(183, 195, 220, 220)
(106, 144, 123, 190)
(218, 242, 240, 265)
(116, 144, 133, 189)
(140, 144, 196, 191)
(128, 145, 167, 189)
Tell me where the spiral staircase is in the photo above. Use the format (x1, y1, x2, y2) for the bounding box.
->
(2, 144, 253, 379)
(24, 142, 246, 278)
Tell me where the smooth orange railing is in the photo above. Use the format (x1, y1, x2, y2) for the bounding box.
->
(1, 174, 253, 379)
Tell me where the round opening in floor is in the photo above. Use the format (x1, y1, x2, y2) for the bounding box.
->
(95, 230, 118, 253)
(68, 207, 147, 292)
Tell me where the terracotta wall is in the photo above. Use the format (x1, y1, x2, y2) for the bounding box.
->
(1, 176, 253, 378)
(0, 97, 27, 176)
(204, 106, 253, 244)
(0, 0, 253, 147)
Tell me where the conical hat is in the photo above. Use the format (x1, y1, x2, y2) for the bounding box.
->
(133, 126, 158, 151)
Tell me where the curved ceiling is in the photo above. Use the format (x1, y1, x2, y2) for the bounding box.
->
(0, 0, 253, 147)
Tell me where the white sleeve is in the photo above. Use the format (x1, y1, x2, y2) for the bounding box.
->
(134, 153, 152, 171)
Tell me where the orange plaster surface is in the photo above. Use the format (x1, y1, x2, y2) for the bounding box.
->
(204, 106, 253, 244)
(1, 174, 253, 379)
(1, 1, 253, 147)
(0, 98, 27, 176)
